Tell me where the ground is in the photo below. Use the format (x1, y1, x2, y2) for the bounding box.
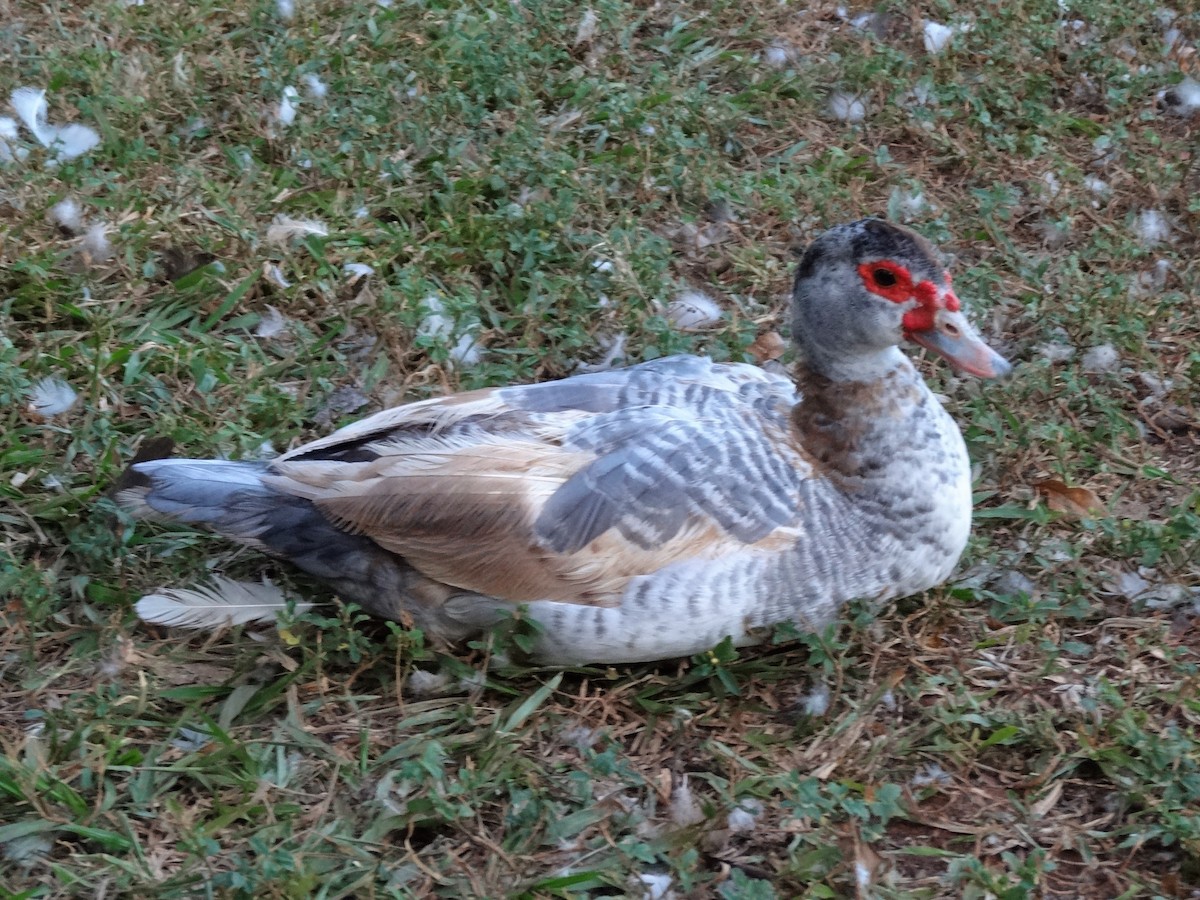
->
(1, 0, 1198, 897)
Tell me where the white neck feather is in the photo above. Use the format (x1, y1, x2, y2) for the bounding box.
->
(800, 344, 909, 383)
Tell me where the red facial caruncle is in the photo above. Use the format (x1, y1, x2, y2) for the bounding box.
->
(857, 260, 960, 333)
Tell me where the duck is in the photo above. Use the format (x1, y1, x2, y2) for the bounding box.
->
(119, 218, 1011, 665)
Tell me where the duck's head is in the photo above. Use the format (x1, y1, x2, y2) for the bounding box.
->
(791, 218, 1012, 382)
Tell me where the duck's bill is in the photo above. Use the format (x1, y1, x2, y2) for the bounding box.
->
(907, 311, 1013, 379)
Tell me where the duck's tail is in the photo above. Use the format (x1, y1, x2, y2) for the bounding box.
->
(118, 458, 278, 534)
(115, 457, 474, 636)
(118, 456, 392, 585)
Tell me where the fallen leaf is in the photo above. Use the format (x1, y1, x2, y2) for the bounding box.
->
(653, 767, 672, 805)
(156, 661, 234, 687)
(1112, 496, 1152, 520)
(313, 384, 370, 426)
(1030, 780, 1063, 817)
(811, 759, 838, 779)
(1140, 402, 1195, 435)
(851, 828, 884, 899)
(160, 246, 216, 282)
(747, 330, 786, 362)
(1034, 479, 1105, 518)
(1110, 570, 1151, 600)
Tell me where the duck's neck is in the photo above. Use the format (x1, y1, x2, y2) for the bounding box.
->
(801, 344, 908, 383)
(791, 358, 929, 480)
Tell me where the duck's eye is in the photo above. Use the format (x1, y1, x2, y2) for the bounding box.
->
(857, 261, 912, 300)
(873, 268, 898, 287)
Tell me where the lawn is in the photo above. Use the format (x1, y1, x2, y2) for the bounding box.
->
(1, 0, 1198, 896)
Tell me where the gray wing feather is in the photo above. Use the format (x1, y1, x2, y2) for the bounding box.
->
(518, 357, 805, 554)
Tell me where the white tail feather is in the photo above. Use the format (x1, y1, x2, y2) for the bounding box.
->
(135, 576, 313, 630)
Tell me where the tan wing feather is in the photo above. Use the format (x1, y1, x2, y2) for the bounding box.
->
(269, 431, 797, 607)
(276, 387, 511, 463)
(270, 436, 600, 603)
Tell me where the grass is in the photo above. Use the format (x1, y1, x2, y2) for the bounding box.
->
(2, 0, 1199, 895)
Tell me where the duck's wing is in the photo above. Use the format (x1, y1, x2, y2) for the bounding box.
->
(268, 357, 810, 606)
